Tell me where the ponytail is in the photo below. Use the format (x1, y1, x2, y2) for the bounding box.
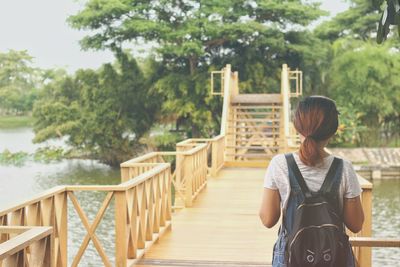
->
(294, 96, 339, 166)
(299, 136, 321, 166)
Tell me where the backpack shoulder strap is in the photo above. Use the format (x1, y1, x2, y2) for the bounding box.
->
(319, 157, 344, 195)
(285, 153, 312, 198)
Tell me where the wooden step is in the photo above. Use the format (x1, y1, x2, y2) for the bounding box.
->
(224, 161, 270, 167)
(226, 145, 282, 150)
(136, 258, 271, 266)
(227, 128, 280, 133)
(227, 138, 283, 141)
(226, 153, 277, 158)
(235, 111, 280, 116)
(231, 93, 282, 104)
(228, 126, 280, 130)
(229, 118, 280, 123)
(233, 105, 282, 110)
(226, 132, 279, 140)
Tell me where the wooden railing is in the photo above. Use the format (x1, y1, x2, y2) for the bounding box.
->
(0, 186, 68, 266)
(0, 226, 53, 266)
(350, 175, 373, 267)
(0, 163, 172, 266)
(120, 137, 221, 208)
(0, 133, 225, 266)
(176, 134, 225, 177)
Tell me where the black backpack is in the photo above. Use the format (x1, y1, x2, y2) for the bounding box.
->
(285, 154, 352, 267)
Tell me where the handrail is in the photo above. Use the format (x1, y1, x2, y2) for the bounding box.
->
(0, 226, 53, 266)
(350, 237, 400, 247)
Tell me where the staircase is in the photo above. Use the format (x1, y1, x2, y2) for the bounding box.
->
(214, 64, 302, 167)
(225, 94, 283, 164)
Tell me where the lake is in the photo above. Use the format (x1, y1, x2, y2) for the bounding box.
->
(0, 127, 398, 266)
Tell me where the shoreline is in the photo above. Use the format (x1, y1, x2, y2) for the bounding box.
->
(329, 148, 400, 179)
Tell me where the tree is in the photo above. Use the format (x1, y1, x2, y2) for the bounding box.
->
(315, 0, 382, 42)
(326, 40, 400, 146)
(68, 0, 326, 136)
(0, 50, 40, 114)
(33, 53, 160, 166)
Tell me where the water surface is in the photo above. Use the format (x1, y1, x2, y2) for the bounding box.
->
(0, 127, 399, 265)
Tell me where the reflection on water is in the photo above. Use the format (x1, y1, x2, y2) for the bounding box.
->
(372, 179, 400, 266)
(0, 128, 399, 265)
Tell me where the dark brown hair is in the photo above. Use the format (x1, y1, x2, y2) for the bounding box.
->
(293, 96, 339, 166)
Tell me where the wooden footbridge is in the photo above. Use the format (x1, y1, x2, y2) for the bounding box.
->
(0, 65, 398, 266)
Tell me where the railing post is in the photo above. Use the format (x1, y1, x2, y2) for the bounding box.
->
(185, 155, 193, 207)
(175, 146, 185, 207)
(115, 191, 127, 267)
(220, 64, 231, 135)
(280, 64, 290, 153)
(54, 192, 67, 267)
(211, 139, 218, 177)
(121, 165, 130, 183)
(358, 187, 372, 267)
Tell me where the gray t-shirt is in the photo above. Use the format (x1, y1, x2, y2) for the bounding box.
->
(263, 152, 362, 211)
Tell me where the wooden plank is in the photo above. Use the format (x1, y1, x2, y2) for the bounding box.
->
(226, 132, 279, 136)
(225, 153, 275, 158)
(233, 105, 282, 110)
(135, 258, 271, 266)
(226, 145, 281, 150)
(0, 227, 52, 259)
(228, 126, 280, 130)
(231, 94, 282, 104)
(350, 237, 400, 247)
(0, 186, 66, 217)
(223, 161, 269, 168)
(137, 167, 277, 263)
(228, 119, 280, 122)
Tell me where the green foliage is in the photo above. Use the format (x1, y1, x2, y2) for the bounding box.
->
(0, 50, 40, 114)
(0, 149, 29, 166)
(326, 40, 400, 146)
(33, 147, 67, 163)
(143, 130, 184, 152)
(315, 0, 382, 42)
(33, 52, 159, 166)
(330, 106, 368, 147)
(68, 0, 326, 136)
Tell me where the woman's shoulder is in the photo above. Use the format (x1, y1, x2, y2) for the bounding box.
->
(269, 153, 289, 171)
(331, 155, 355, 169)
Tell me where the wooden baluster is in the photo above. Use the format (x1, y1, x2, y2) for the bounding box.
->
(54, 192, 67, 267)
(358, 187, 372, 267)
(137, 183, 147, 249)
(4, 249, 25, 267)
(146, 179, 154, 241)
(115, 191, 127, 267)
(121, 166, 130, 183)
(0, 215, 8, 244)
(126, 188, 138, 259)
(185, 154, 193, 207)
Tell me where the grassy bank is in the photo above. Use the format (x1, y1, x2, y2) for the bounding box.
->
(0, 116, 34, 128)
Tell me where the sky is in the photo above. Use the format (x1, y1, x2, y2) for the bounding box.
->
(0, 0, 349, 72)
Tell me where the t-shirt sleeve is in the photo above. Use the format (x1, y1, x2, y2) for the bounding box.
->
(343, 160, 363, 198)
(264, 157, 279, 190)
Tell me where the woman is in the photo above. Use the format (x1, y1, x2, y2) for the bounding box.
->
(259, 96, 364, 267)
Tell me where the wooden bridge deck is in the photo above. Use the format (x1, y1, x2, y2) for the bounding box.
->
(136, 167, 277, 267)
